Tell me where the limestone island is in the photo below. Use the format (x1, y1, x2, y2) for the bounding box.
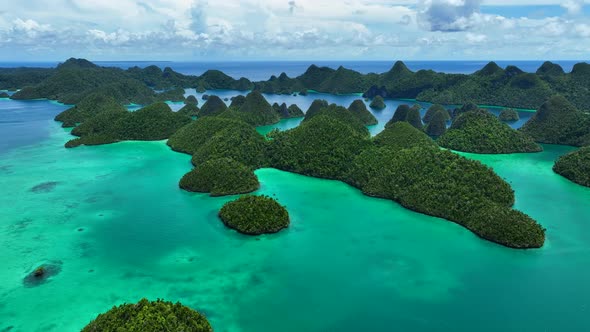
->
(499, 108, 520, 122)
(219, 195, 290, 235)
(82, 298, 212, 332)
(179, 157, 259, 196)
(553, 146, 590, 187)
(437, 108, 542, 154)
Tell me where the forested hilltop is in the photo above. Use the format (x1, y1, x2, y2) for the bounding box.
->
(1, 58, 589, 109)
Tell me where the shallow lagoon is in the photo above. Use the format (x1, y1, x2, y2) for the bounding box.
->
(0, 96, 589, 332)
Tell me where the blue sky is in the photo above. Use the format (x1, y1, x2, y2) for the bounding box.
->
(0, 0, 588, 61)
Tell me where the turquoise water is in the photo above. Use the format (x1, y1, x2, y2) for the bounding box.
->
(1, 98, 590, 331)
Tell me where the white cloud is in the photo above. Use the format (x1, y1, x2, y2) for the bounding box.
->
(0, 0, 588, 60)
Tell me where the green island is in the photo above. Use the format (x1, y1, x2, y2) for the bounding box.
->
(218, 195, 290, 235)
(369, 95, 386, 110)
(437, 108, 542, 154)
(499, 108, 520, 122)
(0, 92, 9, 98)
(82, 298, 213, 332)
(349, 99, 378, 125)
(2, 58, 589, 110)
(12, 58, 590, 249)
(65, 102, 190, 148)
(553, 146, 590, 187)
(179, 158, 260, 196)
(520, 95, 590, 146)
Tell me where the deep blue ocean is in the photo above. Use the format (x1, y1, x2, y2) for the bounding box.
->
(0, 60, 586, 81)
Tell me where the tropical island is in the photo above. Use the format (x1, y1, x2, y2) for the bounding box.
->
(82, 298, 213, 332)
(219, 195, 290, 235)
(553, 146, 590, 187)
(2, 58, 590, 110)
(5, 58, 590, 249)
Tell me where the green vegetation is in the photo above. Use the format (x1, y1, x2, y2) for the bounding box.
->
(185, 95, 198, 105)
(499, 108, 520, 122)
(369, 95, 386, 110)
(218, 195, 290, 235)
(5, 59, 590, 111)
(302, 104, 370, 138)
(218, 91, 280, 126)
(0, 92, 9, 98)
(269, 112, 371, 179)
(345, 146, 544, 248)
(273, 103, 304, 118)
(156, 87, 185, 102)
(305, 99, 329, 118)
(373, 122, 437, 151)
(438, 109, 542, 154)
(385, 104, 422, 129)
(179, 158, 259, 196)
(177, 103, 199, 117)
(81, 298, 212, 332)
(405, 106, 423, 129)
(348, 99, 378, 125)
(425, 110, 449, 137)
(167, 116, 267, 168)
(65, 102, 190, 148)
(55, 92, 126, 127)
(198, 95, 227, 117)
(553, 146, 590, 187)
(520, 95, 590, 146)
(422, 104, 449, 123)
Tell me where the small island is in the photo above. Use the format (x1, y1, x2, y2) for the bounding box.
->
(179, 157, 259, 196)
(499, 108, 520, 122)
(219, 195, 290, 235)
(82, 298, 213, 332)
(369, 95, 386, 110)
(553, 146, 590, 187)
(0, 92, 9, 98)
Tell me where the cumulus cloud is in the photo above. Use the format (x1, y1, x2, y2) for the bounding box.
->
(562, 0, 585, 15)
(419, 0, 482, 32)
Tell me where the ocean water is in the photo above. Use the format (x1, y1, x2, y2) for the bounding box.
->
(1, 60, 587, 80)
(1, 93, 590, 332)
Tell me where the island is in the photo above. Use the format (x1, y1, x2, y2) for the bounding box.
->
(369, 95, 386, 110)
(179, 157, 259, 196)
(349, 99, 378, 125)
(218, 195, 290, 235)
(499, 108, 520, 122)
(437, 108, 542, 154)
(82, 298, 212, 332)
(0, 92, 9, 98)
(553, 146, 590, 187)
(520, 95, 590, 146)
(272, 102, 304, 118)
(11, 58, 573, 249)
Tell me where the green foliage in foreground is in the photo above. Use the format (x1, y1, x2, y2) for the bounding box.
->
(369, 95, 386, 110)
(438, 109, 542, 154)
(499, 108, 520, 122)
(179, 158, 259, 196)
(219, 195, 290, 235)
(520, 95, 590, 146)
(373, 122, 437, 152)
(553, 146, 590, 187)
(81, 298, 212, 332)
(65, 102, 191, 148)
(348, 99, 378, 125)
(345, 146, 545, 248)
(55, 93, 125, 127)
